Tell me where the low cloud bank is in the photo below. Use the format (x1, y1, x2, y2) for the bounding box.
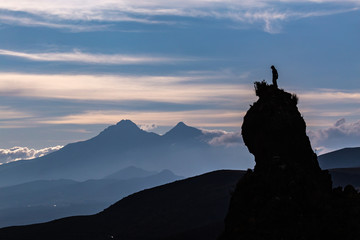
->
(202, 129, 243, 147)
(140, 123, 158, 131)
(309, 118, 360, 155)
(0, 146, 63, 164)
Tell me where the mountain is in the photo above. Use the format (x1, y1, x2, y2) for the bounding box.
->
(163, 122, 203, 143)
(0, 170, 246, 240)
(307, 147, 360, 187)
(103, 166, 157, 180)
(0, 120, 247, 187)
(318, 147, 360, 169)
(0, 168, 182, 228)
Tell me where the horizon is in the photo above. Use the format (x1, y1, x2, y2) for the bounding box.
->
(1, 0, 359, 158)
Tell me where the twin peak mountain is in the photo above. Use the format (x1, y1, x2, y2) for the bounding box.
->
(0, 120, 232, 187)
(99, 120, 202, 141)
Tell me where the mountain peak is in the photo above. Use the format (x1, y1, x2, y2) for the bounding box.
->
(97, 119, 141, 138)
(164, 121, 202, 140)
(174, 121, 187, 128)
(106, 119, 140, 132)
(116, 119, 139, 129)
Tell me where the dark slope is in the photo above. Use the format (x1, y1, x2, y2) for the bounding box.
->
(317, 147, 360, 187)
(0, 169, 181, 228)
(329, 167, 360, 188)
(0, 170, 245, 240)
(319, 147, 360, 169)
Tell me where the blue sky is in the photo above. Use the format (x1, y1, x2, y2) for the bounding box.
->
(0, 0, 359, 155)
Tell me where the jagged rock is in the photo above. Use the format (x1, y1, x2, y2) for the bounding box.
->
(220, 82, 360, 240)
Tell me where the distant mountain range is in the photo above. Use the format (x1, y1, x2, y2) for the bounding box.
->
(0, 120, 247, 228)
(0, 170, 246, 240)
(0, 166, 182, 228)
(0, 120, 248, 187)
(2, 120, 360, 232)
(2, 169, 360, 240)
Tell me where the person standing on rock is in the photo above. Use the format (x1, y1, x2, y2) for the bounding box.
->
(271, 65, 278, 88)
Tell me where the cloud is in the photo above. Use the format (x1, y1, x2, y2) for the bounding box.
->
(308, 118, 360, 154)
(0, 72, 252, 103)
(0, 71, 251, 130)
(298, 89, 360, 104)
(39, 109, 244, 128)
(201, 129, 242, 146)
(140, 123, 158, 131)
(0, 49, 194, 65)
(0, 1, 358, 33)
(0, 14, 106, 31)
(0, 106, 33, 120)
(0, 106, 34, 129)
(0, 145, 63, 164)
(288, 88, 360, 129)
(234, 7, 359, 33)
(208, 131, 243, 147)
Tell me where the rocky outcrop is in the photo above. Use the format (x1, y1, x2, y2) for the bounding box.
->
(220, 82, 360, 240)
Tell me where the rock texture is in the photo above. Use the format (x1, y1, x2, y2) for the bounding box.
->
(220, 82, 360, 240)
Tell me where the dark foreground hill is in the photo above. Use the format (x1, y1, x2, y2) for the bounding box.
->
(319, 147, 360, 169)
(318, 147, 360, 187)
(0, 170, 245, 240)
(329, 168, 360, 188)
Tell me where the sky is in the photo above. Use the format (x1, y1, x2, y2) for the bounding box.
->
(0, 0, 359, 158)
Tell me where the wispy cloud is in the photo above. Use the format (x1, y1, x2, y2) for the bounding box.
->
(39, 109, 244, 128)
(0, 14, 106, 31)
(0, 71, 251, 130)
(0, 49, 194, 65)
(0, 106, 32, 120)
(0, 73, 252, 103)
(298, 89, 360, 104)
(290, 89, 360, 129)
(2, 72, 360, 131)
(0, 1, 358, 33)
(0, 145, 63, 164)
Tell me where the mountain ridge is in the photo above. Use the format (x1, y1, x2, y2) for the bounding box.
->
(0, 167, 182, 228)
(318, 147, 360, 169)
(0, 120, 245, 187)
(0, 170, 246, 240)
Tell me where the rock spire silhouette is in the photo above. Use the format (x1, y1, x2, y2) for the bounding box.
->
(219, 81, 360, 240)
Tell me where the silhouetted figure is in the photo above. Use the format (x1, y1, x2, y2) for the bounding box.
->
(271, 65, 278, 88)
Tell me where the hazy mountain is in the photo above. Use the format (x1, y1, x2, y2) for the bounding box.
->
(0, 120, 247, 187)
(163, 122, 203, 143)
(104, 166, 157, 180)
(0, 168, 182, 228)
(1, 169, 360, 237)
(318, 147, 360, 169)
(0, 170, 245, 240)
